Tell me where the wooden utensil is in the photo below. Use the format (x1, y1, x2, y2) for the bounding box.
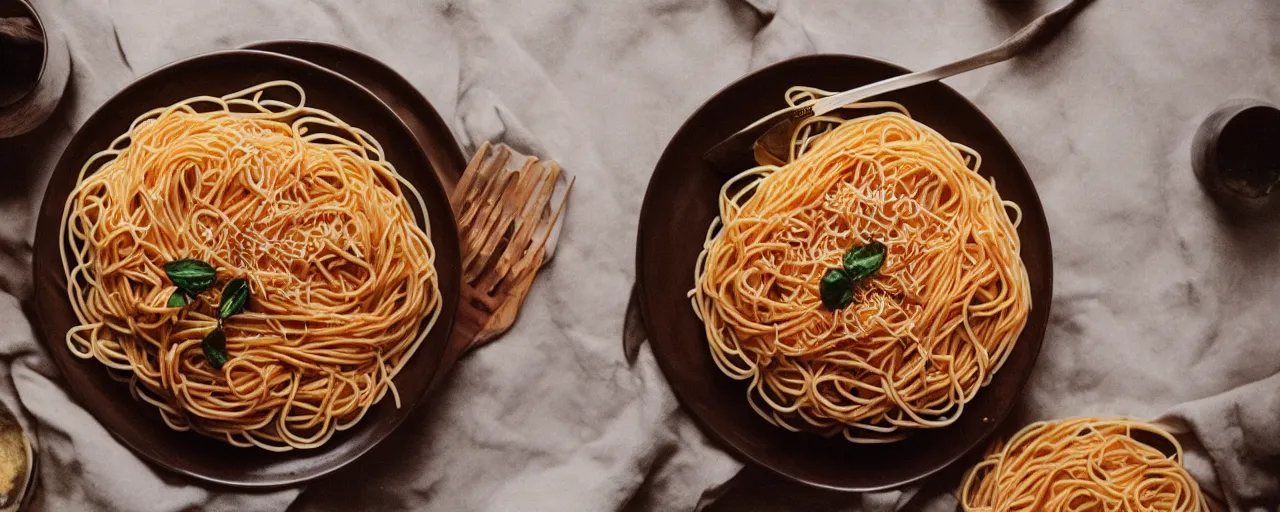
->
(437, 142, 573, 369)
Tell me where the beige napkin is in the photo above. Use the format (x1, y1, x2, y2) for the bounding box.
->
(0, 0, 1276, 511)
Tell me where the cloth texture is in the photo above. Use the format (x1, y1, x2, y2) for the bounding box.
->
(0, 0, 1276, 510)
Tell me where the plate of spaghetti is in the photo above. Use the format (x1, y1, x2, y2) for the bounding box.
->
(636, 54, 1052, 490)
(961, 417, 1208, 511)
(31, 50, 460, 487)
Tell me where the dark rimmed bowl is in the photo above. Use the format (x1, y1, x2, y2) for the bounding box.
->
(636, 54, 1053, 491)
(31, 50, 461, 488)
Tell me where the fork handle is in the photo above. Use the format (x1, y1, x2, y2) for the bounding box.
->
(811, 0, 1092, 117)
(426, 310, 499, 393)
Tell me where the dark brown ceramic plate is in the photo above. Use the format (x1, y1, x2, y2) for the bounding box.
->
(636, 54, 1053, 492)
(241, 40, 467, 195)
(30, 50, 461, 488)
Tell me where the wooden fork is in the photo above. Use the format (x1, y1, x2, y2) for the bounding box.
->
(437, 142, 573, 368)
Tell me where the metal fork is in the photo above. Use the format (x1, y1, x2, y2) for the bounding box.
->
(703, 0, 1094, 174)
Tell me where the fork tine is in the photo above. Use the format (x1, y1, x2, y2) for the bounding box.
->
(463, 157, 537, 283)
(505, 174, 572, 287)
(461, 181, 514, 277)
(459, 155, 523, 278)
(502, 161, 559, 257)
(469, 164, 549, 290)
(455, 146, 510, 227)
(474, 164, 557, 292)
(534, 173, 573, 251)
(518, 160, 560, 227)
(484, 167, 569, 293)
(451, 141, 493, 212)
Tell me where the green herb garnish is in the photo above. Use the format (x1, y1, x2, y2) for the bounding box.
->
(162, 259, 251, 370)
(166, 290, 189, 308)
(164, 259, 217, 294)
(819, 240, 888, 311)
(819, 268, 855, 310)
(841, 241, 886, 281)
(201, 328, 229, 370)
(217, 278, 250, 320)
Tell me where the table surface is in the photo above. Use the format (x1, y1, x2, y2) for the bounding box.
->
(0, 0, 1277, 511)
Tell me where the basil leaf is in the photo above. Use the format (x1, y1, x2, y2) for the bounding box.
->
(164, 259, 217, 294)
(842, 241, 886, 282)
(166, 290, 189, 308)
(820, 268, 855, 310)
(202, 327, 229, 370)
(217, 278, 250, 320)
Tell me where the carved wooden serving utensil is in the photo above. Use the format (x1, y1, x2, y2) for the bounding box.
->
(434, 142, 573, 372)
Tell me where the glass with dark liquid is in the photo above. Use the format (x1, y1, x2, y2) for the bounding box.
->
(0, 0, 67, 138)
(1193, 100, 1280, 201)
(0, 4, 43, 108)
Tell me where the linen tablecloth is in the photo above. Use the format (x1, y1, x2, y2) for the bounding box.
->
(0, 0, 1276, 510)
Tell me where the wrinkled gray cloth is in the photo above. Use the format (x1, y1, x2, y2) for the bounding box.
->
(0, 0, 1277, 510)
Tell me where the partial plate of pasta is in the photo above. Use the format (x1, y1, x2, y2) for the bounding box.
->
(636, 54, 1053, 491)
(961, 417, 1210, 511)
(31, 50, 461, 488)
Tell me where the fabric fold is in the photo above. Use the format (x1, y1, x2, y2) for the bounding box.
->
(1160, 372, 1280, 512)
(3, 0, 1280, 510)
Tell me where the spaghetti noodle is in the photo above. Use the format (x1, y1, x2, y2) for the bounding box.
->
(59, 81, 441, 451)
(691, 87, 1030, 442)
(960, 417, 1209, 511)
